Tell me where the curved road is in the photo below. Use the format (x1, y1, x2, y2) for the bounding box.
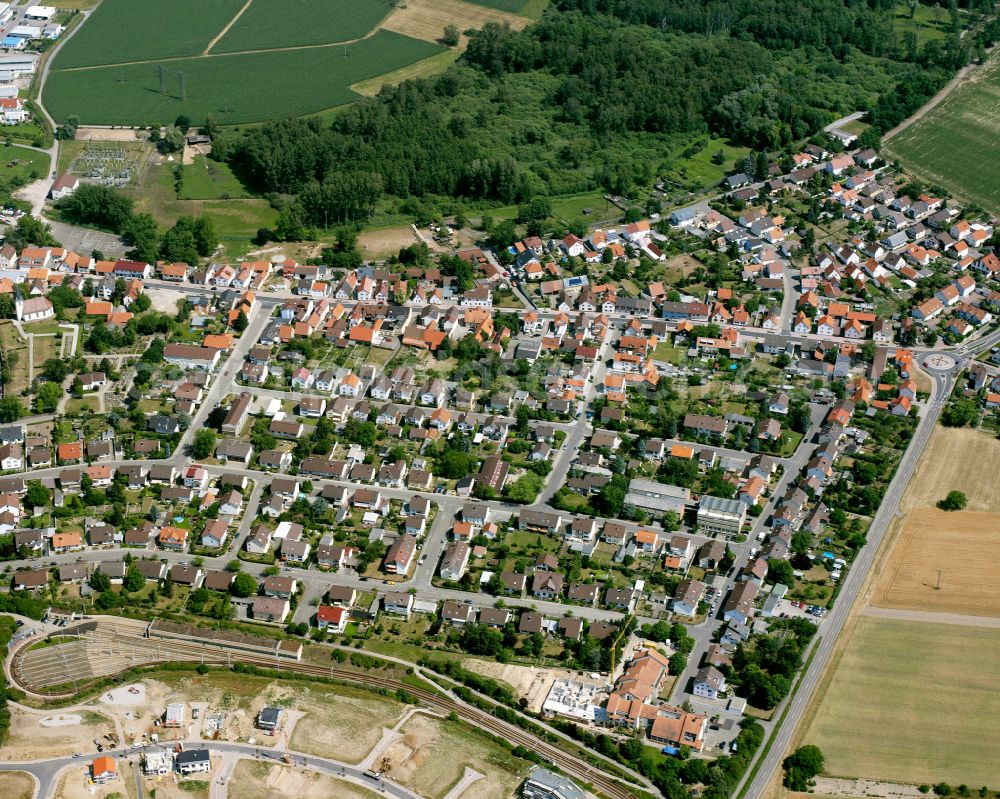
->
(0, 739, 420, 799)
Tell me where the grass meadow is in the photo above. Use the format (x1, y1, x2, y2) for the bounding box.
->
(892, 1, 954, 47)
(178, 155, 250, 200)
(884, 51, 1000, 212)
(53, 0, 247, 67)
(0, 144, 51, 183)
(45, 31, 444, 125)
(210, 0, 391, 52)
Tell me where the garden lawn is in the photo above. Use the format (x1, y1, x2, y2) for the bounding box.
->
(664, 138, 751, 191)
(652, 341, 686, 364)
(211, 0, 390, 53)
(45, 31, 445, 125)
(806, 616, 1000, 786)
(52, 0, 247, 67)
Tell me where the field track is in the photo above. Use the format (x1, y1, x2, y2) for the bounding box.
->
(202, 0, 254, 55)
(883, 46, 1000, 210)
(54, 28, 391, 71)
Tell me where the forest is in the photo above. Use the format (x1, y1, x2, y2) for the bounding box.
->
(213, 0, 990, 224)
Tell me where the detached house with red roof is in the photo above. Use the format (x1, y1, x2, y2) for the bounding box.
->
(0, 96, 27, 125)
(316, 605, 349, 632)
(49, 172, 79, 200)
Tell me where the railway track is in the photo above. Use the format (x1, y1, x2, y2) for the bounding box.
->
(228, 655, 643, 799)
(9, 631, 646, 799)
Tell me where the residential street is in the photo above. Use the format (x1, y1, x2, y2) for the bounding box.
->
(0, 739, 422, 799)
(737, 345, 966, 799)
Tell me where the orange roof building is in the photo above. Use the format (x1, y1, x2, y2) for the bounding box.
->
(91, 755, 117, 784)
(57, 442, 82, 463)
(51, 532, 82, 550)
(86, 465, 114, 481)
(84, 300, 113, 318)
(202, 333, 234, 350)
(158, 527, 189, 549)
(649, 707, 707, 751)
(108, 312, 133, 326)
(635, 529, 659, 549)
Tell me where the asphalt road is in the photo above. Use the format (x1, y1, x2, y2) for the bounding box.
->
(668, 403, 825, 702)
(737, 354, 957, 799)
(0, 739, 420, 799)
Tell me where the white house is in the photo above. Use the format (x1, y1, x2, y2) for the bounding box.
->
(0, 97, 27, 124)
(175, 749, 211, 775)
(15, 294, 53, 322)
(692, 666, 727, 700)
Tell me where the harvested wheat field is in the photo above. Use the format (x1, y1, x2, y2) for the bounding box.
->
(874, 508, 1000, 617)
(794, 424, 1000, 791)
(382, 0, 532, 45)
(384, 713, 526, 799)
(229, 760, 381, 799)
(805, 616, 1000, 786)
(900, 426, 1000, 513)
(0, 772, 35, 799)
(289, 685, 404, 763)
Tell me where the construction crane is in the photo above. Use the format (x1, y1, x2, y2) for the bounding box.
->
(607, 613, 635, 687)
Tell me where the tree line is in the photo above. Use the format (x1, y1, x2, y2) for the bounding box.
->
(55, 184, 218, 264)
(207, 0, 983, 219)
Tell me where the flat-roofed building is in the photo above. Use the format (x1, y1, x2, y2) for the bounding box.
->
(697, 495, 746, 537)
(625, 479, 691, 515)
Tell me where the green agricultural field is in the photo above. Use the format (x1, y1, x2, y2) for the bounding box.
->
(210, 0, 391, 53)
(806, 616, 1000, 786)
(53, 0, 247, 68)
(884, 52, 1000, 211)
(463, 0, 533, 13)
(44, 30, 443, 125)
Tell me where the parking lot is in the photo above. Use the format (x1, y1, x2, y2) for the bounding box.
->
(46, 220, 128, 258)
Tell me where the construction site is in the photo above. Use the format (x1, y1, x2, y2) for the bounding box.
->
(4, 616, 647, 799)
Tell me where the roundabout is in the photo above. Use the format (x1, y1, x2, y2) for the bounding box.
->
(923, 353, 957, 372)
